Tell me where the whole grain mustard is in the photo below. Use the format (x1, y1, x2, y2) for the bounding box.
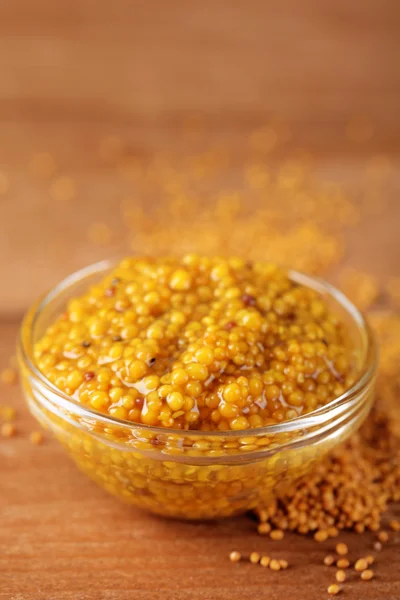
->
(34, 256, 356, 432)
(25, 256, 367, 519)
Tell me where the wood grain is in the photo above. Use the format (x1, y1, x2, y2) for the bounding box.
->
(1, 2, 400, 598)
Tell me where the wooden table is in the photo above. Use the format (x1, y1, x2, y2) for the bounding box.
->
(1, 2, 400, 599)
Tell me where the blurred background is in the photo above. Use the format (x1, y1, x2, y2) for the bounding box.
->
(1, 5, 400, 598)
(0, 0, 399, 317)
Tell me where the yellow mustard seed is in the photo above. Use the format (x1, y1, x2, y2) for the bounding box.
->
(279, 559, 289, 569)
(314, 529, 328, 542)
(258, 523, 271, 535)
(361, 569, 374, 581)
(1, 423, 16, 437)
(30, 431, 44, 445)
(269, 559, 281, 571)
(336, 543, 348, 556)
(270, 529, 284, 541)
(249, 552, 260, 564)
(260, 555, 270, 568)
(229, 551, 241, 563)
(167, 392, 185, 412)
(377, 530, 389, 543)
(169, 269, 192, 291)
(354, 558, 368, 572)
(328, 527, 339, 538)
(366, 555, 375, 565)
(336, 570, 346, 583)
(390, 519, 400, 532)
(324, 555, 335, 566)
(327, 583, 341, 595)
(336, 559, 350, 569)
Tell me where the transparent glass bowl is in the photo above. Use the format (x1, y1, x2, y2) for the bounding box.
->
(18, 261, 377, 520)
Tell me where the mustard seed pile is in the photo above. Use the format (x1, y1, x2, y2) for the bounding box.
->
(33, 256, 357, 432)
(254, 409, 400, 535)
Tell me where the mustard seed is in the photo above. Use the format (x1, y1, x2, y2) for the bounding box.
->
(260, 555, 270, 568)
(1, 423, 16, 437)
(314, 530, 328, 542)
(258, 523, 271, 535)
(327, 584, 341, 595)
(377, 530, 389, 543)
(269, 559, 281, 571)
(336, 559, 350, 569)
(336, 570, 346, 583)
(270, 529, 284, 541)
(336, 543, 348, 556)
(354, 558, 368, 572)
(30, 431, 44, 445)
(390, 520, 400, 532)
(249, 552, 260, 564)
(361, 569, 374, 581)
(229, 551, 241, 563)
(324, 555, 335, 566)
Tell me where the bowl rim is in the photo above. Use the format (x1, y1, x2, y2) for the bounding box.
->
(18, 259, 378, 439)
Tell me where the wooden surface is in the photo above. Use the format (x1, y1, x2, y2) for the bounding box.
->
(1, 2, 400, 599)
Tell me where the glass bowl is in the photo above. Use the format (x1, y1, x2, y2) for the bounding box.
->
(18, 261, 377, 520)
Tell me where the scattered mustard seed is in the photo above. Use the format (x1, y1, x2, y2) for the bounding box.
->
(258, 523, 271, 535)
(361, 569, 374, 581)
(336, 543, 348, 556)
(354, 558, 368, 572)
(1, 422, 16, 437)
(324, 555, 335, 567)
(279, 559, 289, 570)
(314, 530, 328, 542)
(377, 531, 389, 543)
(229, 551, 241, 563)
(249, 552, 260, 564)
(270, 529, 284, 541)
(328, 527, 339, 538)
(260, 555, 270, 568)
(269, 559, 281, 571)
(336, 559, 350, 569)
(336, 570, 346, 583)
(390, 520, 400, 532)
(327, 583, 341, 596)
(30, 431, 44, 445)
